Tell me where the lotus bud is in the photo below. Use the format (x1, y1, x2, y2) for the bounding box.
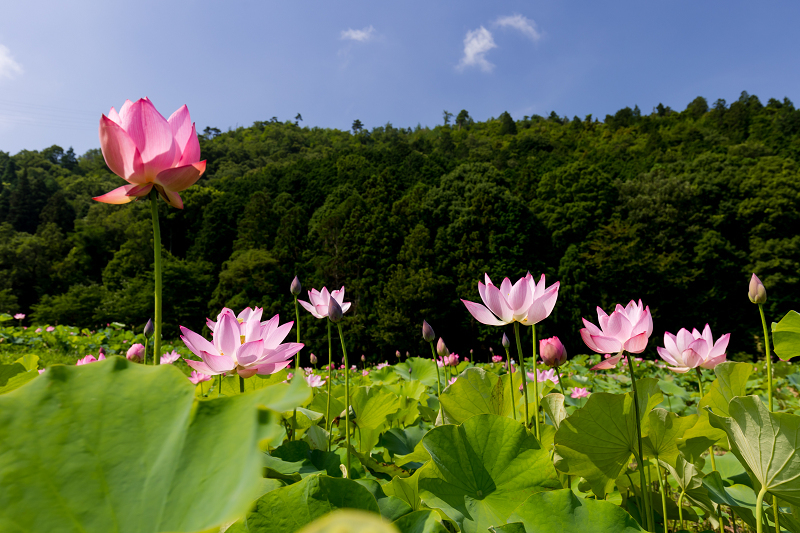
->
(749, 273, 767, 304)
(437, 337, 449, 357)
(143, 318, 154, 338)
(502, 333, 510, 349)
(422, 320, 435, 342)
(328, 297, 343, 323)
(126, 343, 145, 363)
(98, 347, 105, 356)
(361, 354, 366, 362)
(310, 353, 318, 364)
(290, 275, 302, 296)
(540, 336, 567, 368)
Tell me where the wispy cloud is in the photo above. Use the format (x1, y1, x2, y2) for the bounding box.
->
(458, 26, 497, 73)
(340, 25, 377, 42)
(494, 14, 542, 41)
(0, 45, 23, 80)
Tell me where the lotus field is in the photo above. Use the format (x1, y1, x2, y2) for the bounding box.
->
(3, 98, 800, 533)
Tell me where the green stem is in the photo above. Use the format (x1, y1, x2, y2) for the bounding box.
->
(504, 345, 516, 421)
(554, 365, 567, 397)
(149, 192, 162, 366)
(514, 322, 531, 432)
(429, 342, 442, 398)
(326, 319, 333, 451)
(530, 325, 540, 436)
(695, 368, 717, 472)
(732, 506, 738, 533)
(773, 494, 780, 533)
(336, 322, 351, 477)
(217, 374, 223, 398)
(239, 375, 244, 394)
(625, 351, 651, 532)
(292, 296, 300, 441)
(144, 337, 149, 366)
(678, 490, 686, 531)
(758, 304, 774, 412)
(756, 485, 767, 533)
(654, 459, 668, 533)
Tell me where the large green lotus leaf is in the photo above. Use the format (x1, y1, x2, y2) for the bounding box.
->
(773, 310, 800, 361)
(380, 426, 428, 459)
(392, 510, 447, 533)
(354, 478, 413, 521)
(702, 471, 758, 529)
(244, 474, 380, 532)
(553, 378, 662, 497)
(352, 386, 401, 429)
(394, 357, 440, 388)
(308, 391, 345, 422)
(508, 489, 646, 532)
(541, 393, 567, 430)
(0, 357, 302, 533)
(708, 395, 800, 506)
(438, 367, 519, 424)
(0, 362, 25, 386)
(383, 470, 422, 511)
(642, 409, 698, 466)
(15, 354, 39, 372)
(296, 509, 400, 533)
(0, 366, 38, 394)
(488, 524, 526, 533)
(417, 413, 560, 533)
(263, 440, 343, 479)
(680, 361, 752, 451)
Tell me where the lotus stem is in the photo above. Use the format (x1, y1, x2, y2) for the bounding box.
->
(758, 304, 774, 412)
(654, 459, 668, 533)
(695, 368, 717, 472)
(554, 365, 567, 397)
(756, 485, 767, 533)
(143, 337, 149, 366)
(678, 490, 686, 531)
(217, 374, 223, 398)
(239, 375, 244, 394)
(291, 296, 300, 440)
(336, 322, 351, 476)
(773, 494, 780, 533)
(625, 351, 651, 532)
(429, 341, 442, 398)
(149, 191, 162, 366)
(530, 324, 539, 437)
(326, 319, 333, 451)
(732, 506, 738, 533)
(503, 343, 516, 421)
(509, 321, 528, 432)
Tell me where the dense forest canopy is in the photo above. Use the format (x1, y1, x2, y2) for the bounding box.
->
(1, 91, 798, 363)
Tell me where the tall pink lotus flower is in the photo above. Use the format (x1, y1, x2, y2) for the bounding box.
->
(461, 273, 559, 326)
(571, 387, 589, 399)
(77, 354, 106, 365)
(299, 287, 351, 319)
(180, 307, 303, 378)
(160, 350, 181, 365)
(657, 325, 730, 373)
(13, 313, 25, 320)
(581, 300, 653, 370)
(306, 374, 326, 388)
(93, 98, 206, 209)
(188, 371, 211, 385)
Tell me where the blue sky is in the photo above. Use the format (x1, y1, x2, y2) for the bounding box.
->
(1, 1, 799, 155)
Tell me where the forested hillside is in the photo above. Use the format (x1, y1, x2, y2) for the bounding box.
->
(1, 91, 798, 361)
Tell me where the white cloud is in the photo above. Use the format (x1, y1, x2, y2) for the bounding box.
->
(494, 14, 542, 41)
(458, 26, 497, 73)
(340, 25, 376, 42)
(0, 45, 22, 80)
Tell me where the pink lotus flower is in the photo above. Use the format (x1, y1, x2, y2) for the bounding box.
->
(581, 300, 653, 370)
(160, 350, 181, 365)
(126, 343, 145, 362)
(448, 376, 458, 385)
(14, 313, 25, 320)
(571, 387, 590, 399)
(492, 355, 504, 363)
(93, 98, 206, 209)
(180, 307, 303, 378)
(46, 326, 55, 332)
(540, 336, 567, 368)
(461, 273, 559, 326)
(376, 362, 389, 370)
(299, 286, 352, 319)
(38, 369, 45, 375)
(362, 369, 369, 376)
(306, 374, 326, 387)
(189, 371, 211, 385)
(657, 325, 730, 373)
(77, 354, 106, 365)
(532, 368, 559, 384)
(437, 353, 460, 367)
(35, 328, 42, 333)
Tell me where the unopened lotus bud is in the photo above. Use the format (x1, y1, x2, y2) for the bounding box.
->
(126, 343, 145, 363)
(502, 333, 510, 349)
(540, 336, 567, 368)
(310, 353, 318, 364)
(143, 318, 154, 337)
(290, 275, 302, 296)
(361, 354, 366, 362)
(98, 347, 105, 356)
(328, 297, 343, 323)
(437, 337, 449, 357)
(422, 320, 435, 342)
(749, 273, 767, 304)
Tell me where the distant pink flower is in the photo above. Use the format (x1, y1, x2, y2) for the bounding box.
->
(189, 371, 211, 385)
(160, 350, 180, 365)
(126, 343, 145, 362)
(93, 98, 206, 209)
(46, 326, 55, 332)
(77, 354, 106, 365)
(35, 328, 42, 333)
(299, 286, 352, 319)
(657, 324, 730, 373)
(14, 313, 25, 320)
(437, 353, 460, 367)
(376, 362, 389, 370)
(38, 369, 45, 375)
(350, 365, 357, 371)
(287, 372, 294, 380)
(571, 387, 590, 399)
(461, 273, 559, 326)
(362, 369, 369, 376)
(181, 307, 303, 378)
(530, 369, 559, 384)
(581, 300, 653, 370)
(306, 374, 326, 387)
(448, 376, 458, 385)
(464, 357, 469, 362)
(492, 355, 504, 363)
